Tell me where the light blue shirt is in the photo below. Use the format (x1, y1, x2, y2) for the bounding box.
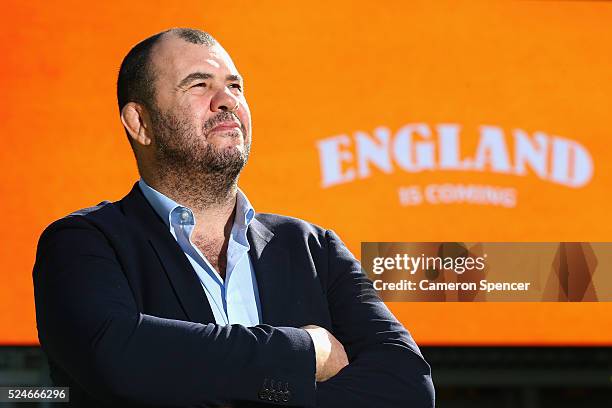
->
(138, 179, 262, 326)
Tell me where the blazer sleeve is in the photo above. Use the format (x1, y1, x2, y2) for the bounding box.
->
(33, 215, 317, 407)
(315, 230, 435, 407)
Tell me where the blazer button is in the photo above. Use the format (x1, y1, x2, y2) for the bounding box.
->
(258, 389, 269, 401)
(258, 378, 270, 401)
(282, 382, 291, 402)
(267, 380, 276, 401)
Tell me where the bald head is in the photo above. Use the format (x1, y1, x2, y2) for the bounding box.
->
(117, 28, 217, 118)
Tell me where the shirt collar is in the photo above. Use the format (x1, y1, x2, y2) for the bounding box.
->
(236, 188, 255, 228)
(138, 178, 255, 230)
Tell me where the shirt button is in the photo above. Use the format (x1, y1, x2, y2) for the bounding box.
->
(180, 210, 190, 221)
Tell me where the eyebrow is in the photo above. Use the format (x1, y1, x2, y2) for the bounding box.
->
(178, 72, 243, 88)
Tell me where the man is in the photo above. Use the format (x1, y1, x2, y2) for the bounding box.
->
(33, 28, 434, 407)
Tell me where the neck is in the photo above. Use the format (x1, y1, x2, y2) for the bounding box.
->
(143, 168, 239, 237)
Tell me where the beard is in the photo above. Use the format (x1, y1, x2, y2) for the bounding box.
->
(149, 105, 250, 204)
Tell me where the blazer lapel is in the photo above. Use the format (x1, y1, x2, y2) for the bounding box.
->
(247, 217, 293, 326)
(121, 183, 215, 325)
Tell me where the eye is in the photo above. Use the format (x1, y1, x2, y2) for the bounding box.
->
(192, 83, 207, 88)
(229, 83, 243, 91)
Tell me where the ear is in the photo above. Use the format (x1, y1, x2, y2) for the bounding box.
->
(121, 102, 152, 146)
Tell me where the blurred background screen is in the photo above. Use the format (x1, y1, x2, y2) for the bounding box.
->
(0, 1, 611, 406)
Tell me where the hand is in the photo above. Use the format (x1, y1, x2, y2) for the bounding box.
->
(301, 325, 349, 382)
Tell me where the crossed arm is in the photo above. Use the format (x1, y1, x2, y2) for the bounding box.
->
(33, 217, 434, 407)
(313, 230, 434, 407)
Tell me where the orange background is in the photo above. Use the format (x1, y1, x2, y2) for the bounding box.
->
(1, 0, 611, 345)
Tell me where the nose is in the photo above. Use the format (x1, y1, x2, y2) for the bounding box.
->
(211, 87, 239, 112)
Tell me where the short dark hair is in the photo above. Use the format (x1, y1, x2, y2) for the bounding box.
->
(116, 28, 217, 138)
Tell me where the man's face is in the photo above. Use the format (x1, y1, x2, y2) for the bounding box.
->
(146, 34, 252, 176)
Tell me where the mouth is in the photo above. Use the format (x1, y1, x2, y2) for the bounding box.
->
(210, 121, 241, 134)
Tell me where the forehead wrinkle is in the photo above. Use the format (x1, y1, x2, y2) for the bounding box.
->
(150, 36, 242, 93)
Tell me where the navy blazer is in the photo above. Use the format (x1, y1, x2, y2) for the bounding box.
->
(33, 183, 434, 407)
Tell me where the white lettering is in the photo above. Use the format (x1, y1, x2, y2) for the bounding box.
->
(317, 123, 594, 190)
(473, 126, 512, 173)
(392, 124, 432, 172)
(317, 135, 355, 187)
(356, 127, 393, 178)
(551, 137, 593, 187)
(514, 129, 548, 179)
